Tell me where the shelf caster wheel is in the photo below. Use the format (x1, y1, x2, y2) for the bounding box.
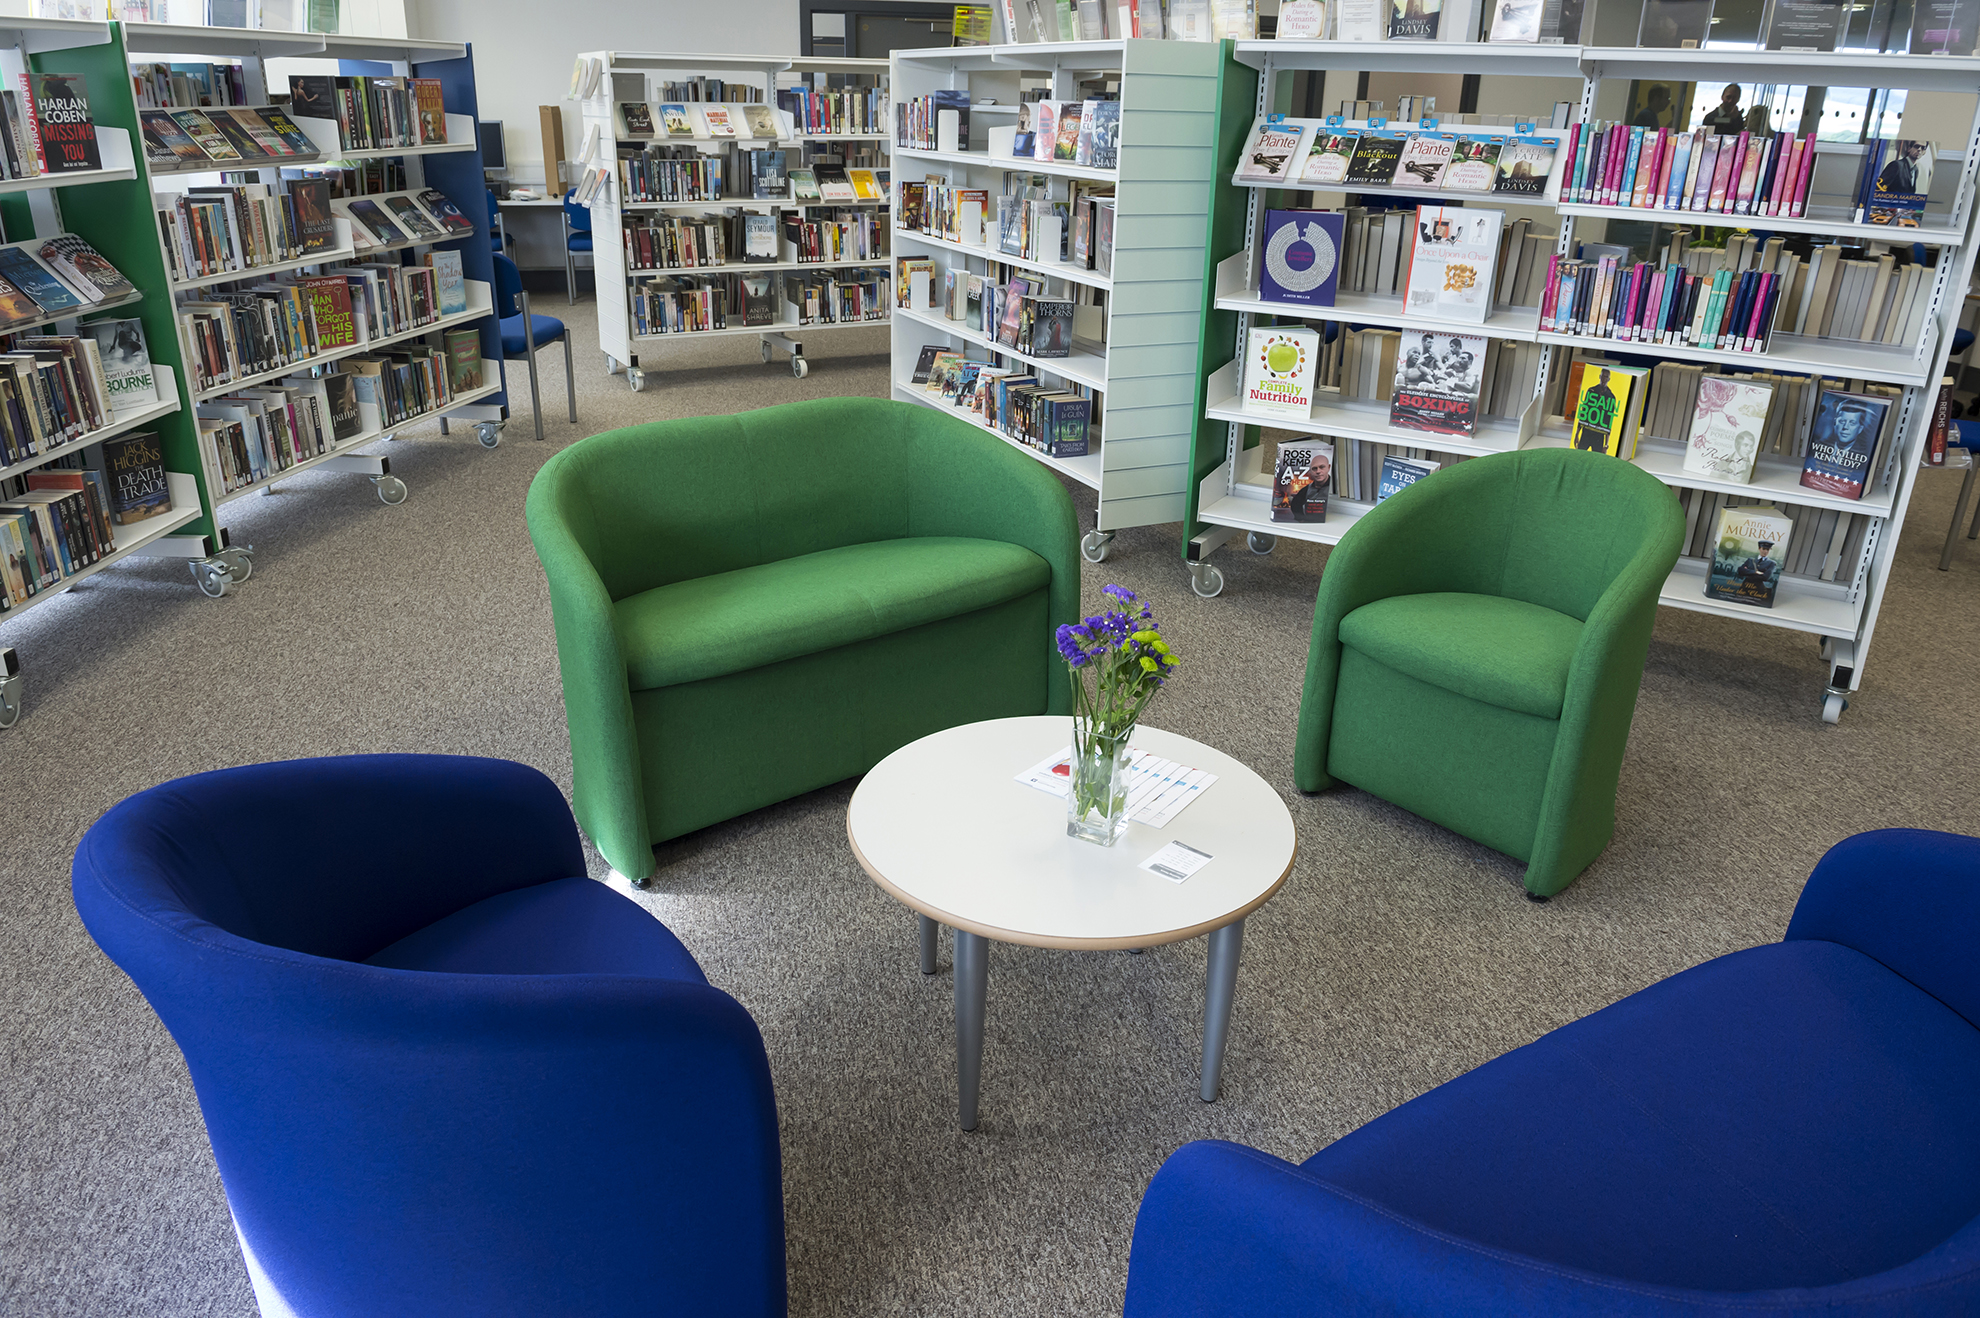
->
(0, 671, 20, 730)
(627, 368, 647, 393)
(190, 559, 236, 598)
(605, 355, 623, 375)
(476, 421, 502, 449)
(1247, 532, 1277, 555)
(1821, 691, 1848, 724)
(1189, 562, 1225, 599)
(1080, 530, 1114, 564)
(212, 545, 253, 584)
(760, 340, 774, 363)
(375, 475, 408, 506)
(792, 356, 808, 379)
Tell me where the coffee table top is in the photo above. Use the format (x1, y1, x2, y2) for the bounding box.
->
(847, 716, 1297, 950)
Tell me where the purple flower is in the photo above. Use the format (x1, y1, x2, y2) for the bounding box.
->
(1055, 624, 1093, 668)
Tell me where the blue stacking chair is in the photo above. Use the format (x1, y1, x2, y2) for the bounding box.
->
(493, 252, 576, 442)
(485, 187, 506, 252)
(72, 754, 788, 1318)
(563, 188, 593, 303)
(1941, 418, 1980, 570)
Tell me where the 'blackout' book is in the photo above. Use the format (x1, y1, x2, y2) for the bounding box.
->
(1259, 209, 1344, 309)
(1272, 440, 1333, 523)
(1390, 330, 1485, 436)
(1344, 133, 1407, 187)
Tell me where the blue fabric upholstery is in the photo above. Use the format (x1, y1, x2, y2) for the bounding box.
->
(1952, 419, 1980, 454)
(503, 312, 566, 356)
(568, 233, 594, 252)
(1124, 829, 1980, 1316)
(72, 754, 786, 1318)
(564, 188, 593, 233)
(1953, 327, 1973, 355)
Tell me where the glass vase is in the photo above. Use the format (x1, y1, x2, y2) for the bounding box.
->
(1066, 719, 1133, 846)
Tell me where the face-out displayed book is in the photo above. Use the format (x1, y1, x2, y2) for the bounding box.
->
(1800, 388, 1894, 499)
(618, 102, 656, 139)
(1403, 206, 1503, 323)
(1441, 138, 1502, 193)
(1390, 0, 1441, 36)
(1390, 330, 1485, 436)
(1766, 0, 1850, 48)
(1911, 0, 1979, 52)
(1272, 440, 1333, 524)
(86, 318, 156, 422)
(1258, 209, 1344, 309)
(1494, 137, 1556, 198)
(1858, 139, 1934, 226)
(1707, 504, 1792, 607)
(1396, 133, 1455, 189)
(1569, 363, 1648, 457)
(100, 431, 172, 524)
(1344, 132, 1406, 187)
(1377, 454, 1441, 502)
(1639, 0, 1712, 45)
(1237, 117, 1308, 185)
(1336, 0, 1387, 37)
(1300, 132, 1357, 187)
(1489, 0, 1544, 40)
(30, 72, 100, 174)
(1682, 375, 1775, 484)
(1242, 325, 1320, 418)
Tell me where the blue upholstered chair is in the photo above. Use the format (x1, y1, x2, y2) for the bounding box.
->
(493, 251, 576, 442)
(562, 187, 593, 302)
(72, 755, 786, 1318)
(1125, 828, 1980, 1316)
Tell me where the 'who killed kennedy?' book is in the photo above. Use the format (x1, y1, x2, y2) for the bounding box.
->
(1800, 388, 1893, 499)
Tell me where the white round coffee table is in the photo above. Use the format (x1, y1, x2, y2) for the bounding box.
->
(846, 715, 1297, 1130)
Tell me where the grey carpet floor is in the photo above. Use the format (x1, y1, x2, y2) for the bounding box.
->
(3, 297, 1978, 1316)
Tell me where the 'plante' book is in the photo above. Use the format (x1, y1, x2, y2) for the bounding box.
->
(1237, 117, 1308, 184)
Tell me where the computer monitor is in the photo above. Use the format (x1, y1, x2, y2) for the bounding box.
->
(477, 120, 506, 169)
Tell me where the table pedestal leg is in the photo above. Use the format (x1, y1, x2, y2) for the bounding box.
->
(1201, 919, 1245, 1102)
(919, 914, 939, 975)
(955, 929, 989, 1131)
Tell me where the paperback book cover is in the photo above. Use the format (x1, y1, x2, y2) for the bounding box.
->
(1390, 330, 1485, 436)
(1766, 0, 1849, 48)
(1085, 101, 1121, 169)
(30, 73, 99, 173)
(1800, 388, 1893, 498)
(412, 78, 446, 144)
(1390, 0, 1442, 37)
(322, 371, 363, 440)
(37, 235, 131, 300)
(1404, 206, 1503, 322)
(85, 318, 154, 420)
(414, 187, 474, 236)
(659, 104, 695, 136)
(1242, 325, 1321, 418)
(1377, 454, 1441, 501)
(1910, 0, 1978, 52)
(139, 108, 206, 166)
(384, 194, 444, 242)
(1683, 376, 1774, 483)
(618, 102, 656, 139)
(1491, 0, 1544, 39)
(1441, 138, 1502, 192)
(98, 431, 170, 523)
(423, 249, 467, 316)
(256, 108, 319, 155)
(1271, 440, 1334, 523)
(1396, 134, 1456, 188)
(742, 105, 780, 139)
(1494, 136, 1556, 196)
(169, 109, 240, 161)
(0, 247, 81, 314)
(1300, 132, 1358, 186)
(1707, 504, 1792, 607)
(1568, 363, 1644, 457)
(346, 198, 408, 246)
(1237, 117, 1307, 184)
(1344, 132, 1407, 186)
(1867, 139, 1932, 226)
(0, 275, 40, 328)
(442, 326, 482, 392)
(1259, 209, 1344, 308)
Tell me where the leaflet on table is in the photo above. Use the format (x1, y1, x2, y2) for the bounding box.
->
(1140, 840, 1213, 884)
(1014, 748, 1218, 828)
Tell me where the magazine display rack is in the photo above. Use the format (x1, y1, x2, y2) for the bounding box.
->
(574, 52, 891, 390)
(1185, 39, 1980, 723)
(887, 38, 1228, 559)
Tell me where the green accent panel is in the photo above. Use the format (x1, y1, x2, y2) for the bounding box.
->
(1339, 592, 1584, 720)
(526, 397, 1081, 879)
(0, 193, 32, 244)
(1294, 448, 1684, 897)
(32, 26, 215, 543)
(615, 537, 1050, 691)
(1182, 41, 1261, 550)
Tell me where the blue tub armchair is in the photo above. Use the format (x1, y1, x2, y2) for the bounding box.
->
(1125, 829, 1980, 1315)
(72, 754, 785, 1318)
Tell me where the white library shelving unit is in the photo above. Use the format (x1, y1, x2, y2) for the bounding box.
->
(1187, 38, 1980, 722)
(887, 37, 1225, 560)
(572, 51, 891, 390)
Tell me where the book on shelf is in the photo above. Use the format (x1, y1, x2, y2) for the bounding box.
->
(1396, 134, 1455, 189)
(1344, 132, 1406, 187)
(1706, 504, 1792, 607)
(1377, 454, 1441, 501)
(658, 104, 695, 137)
(342, 197, 408, 247)
(1053, 101, 1083, 163)
(742, 105, 781, 140)
(1639, 0, 1712, 45)
(1242, 325, 1320, 419)
(1682, 375, 1775, 484)
(412, 79, 447, 145)
(1390, 331, 1485, 436)
(1389, 0, 1441, 38)
(423, 250, 467, 317)
(1237, 117, 1308, 186)
(85, 320, 155, 423)
(1490, 0, 1545, 39)
(1569, 364, 1647, 457)
(1300, 132, 1357, 187)
(1337, 0, 1387, 36)
(1927, 377, 1954, 465)
(618, 102, 657, 140)
(1910, 0, 1979, 52)
(37, 236, 131, 303)
(30, 73, 100, 174)
(1404, 206, 1502, 323)
(131, 61, 250, 111)
(169, 109, 241, 163)
(1859, 139, 1933, 226)
(1766, 0, 1850, 48)
(384, 194, 444, 243)
(1494, 137, 1555, 198)
(99, 431, 171, 525)
(1085, 102, 1121, 170)
(1259, 209, 1344, 309)
(1441, 138, 1501, 194)
(1272, 440, 1333, 523)
(0, 247, 84, 318)
(1799, 388, 1894, 499)
(1277, 0, 1328, 33)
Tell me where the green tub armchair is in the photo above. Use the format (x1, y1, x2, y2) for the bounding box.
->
(1294, 447, 1683, 899)
(526, 398, 1079, 880)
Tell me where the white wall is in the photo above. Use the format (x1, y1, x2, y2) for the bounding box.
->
(406, 0, 801, 183)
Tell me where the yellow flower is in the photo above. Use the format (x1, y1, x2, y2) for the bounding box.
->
(1140, 656, 1159, 673)
(1151, 640, 1170, 654)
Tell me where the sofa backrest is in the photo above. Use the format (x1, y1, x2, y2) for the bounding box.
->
(532, 397, 936, 602)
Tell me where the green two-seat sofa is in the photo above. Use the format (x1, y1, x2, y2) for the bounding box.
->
(526, 397, 1079, 880)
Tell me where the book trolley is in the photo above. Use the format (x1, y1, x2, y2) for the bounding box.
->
(1187, 37, 1980, 722)
(887, 37, 1227, 560)
(0, 20, 503, 728)
(573, 52, 892, 391)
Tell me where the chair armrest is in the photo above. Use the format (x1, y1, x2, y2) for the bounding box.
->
(526, 472, 655, 877)
(1787, 829, 1980, 1029)
(903, 410, 1081, 714)
(199, 974, 785, 1317)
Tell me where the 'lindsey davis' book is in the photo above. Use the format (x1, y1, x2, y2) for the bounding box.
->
(1707, 504, 1792, 608)
(1389, 330, 1485, 436)
(1494, 137, 1556, 197)
(1237, 117, 1307, 184)
(1259, 209, 1343, 308)
(1800, 388, 1893, 499)
(1272, 440, 1333, 523)
(1682, 376, 1775, 484)
(1242, 325, 1321, 418)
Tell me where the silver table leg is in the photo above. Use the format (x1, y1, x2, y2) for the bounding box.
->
(918, 914, 938, 975)
(955, 929, 989, 1131)
(1201, 919, 1245, 1102)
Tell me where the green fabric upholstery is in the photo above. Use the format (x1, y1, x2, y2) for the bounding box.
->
(1295, 447, 1683, 897)
(527, 398, 1079, 879)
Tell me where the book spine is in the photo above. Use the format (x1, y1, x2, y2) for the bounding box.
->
(1688, 136, 1716, 211)
(1620, 128, 1644, 209)
(1665, 133, 1692, 210)
(1570, 122, 1591, 203)
(1791, 136, 1816, 217)
(1743, 272, 1773, 351)
(1540, 251, 1560, 330)
(1928, 377, 1953, 465)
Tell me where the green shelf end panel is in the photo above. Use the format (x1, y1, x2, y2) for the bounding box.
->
(1181, 41, 1260, 551)
(31, 24, 219, 545)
